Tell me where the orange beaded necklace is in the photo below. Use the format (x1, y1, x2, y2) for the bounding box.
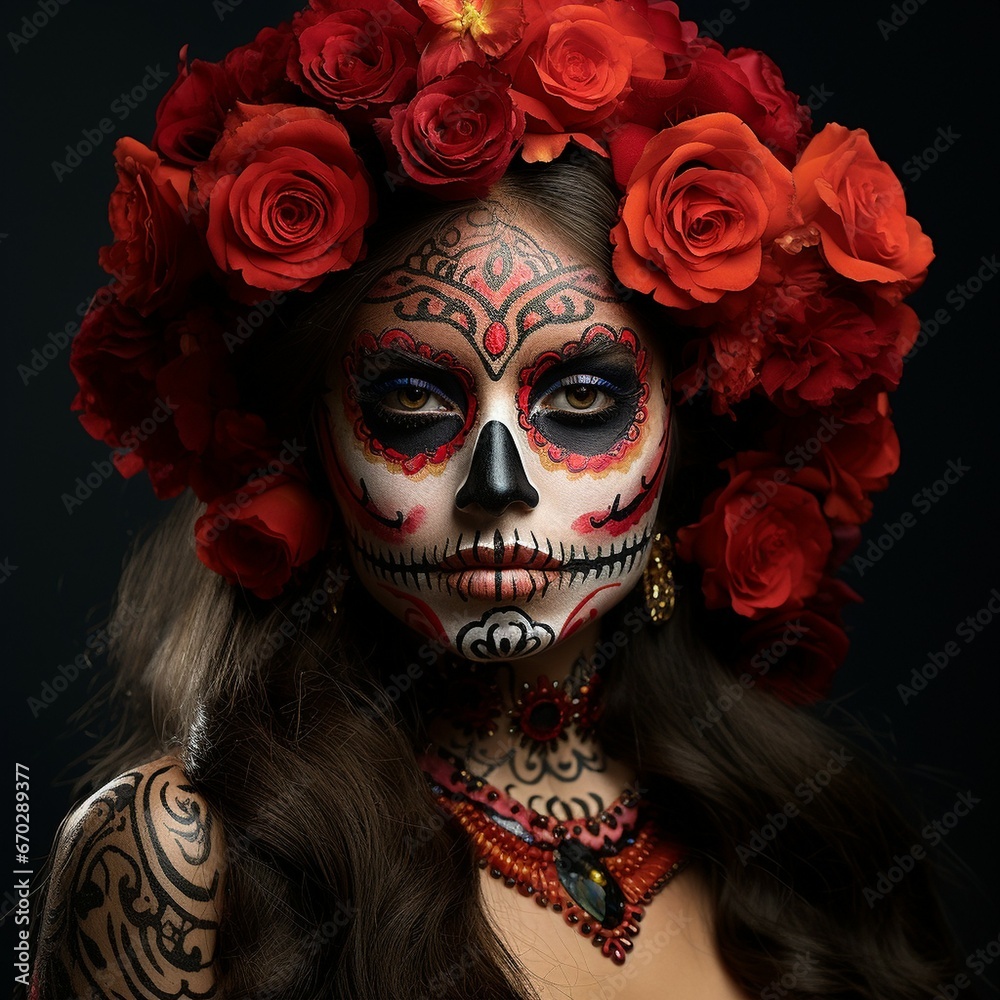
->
(419, 747, 688, 964)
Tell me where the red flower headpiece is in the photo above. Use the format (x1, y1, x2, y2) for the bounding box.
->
(70, 0, 933, 703)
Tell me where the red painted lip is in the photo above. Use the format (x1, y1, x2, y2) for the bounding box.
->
(437, 544, 561, 572)
(444, 567, 562, 601)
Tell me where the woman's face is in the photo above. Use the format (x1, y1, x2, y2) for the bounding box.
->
(320, 201, 672, 660)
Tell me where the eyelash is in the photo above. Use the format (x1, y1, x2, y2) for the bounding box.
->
(358, 375, 461, 425)
(358, 369, 634, 426)
(380, 377, 457, 406)
(532, 374, 631, 421)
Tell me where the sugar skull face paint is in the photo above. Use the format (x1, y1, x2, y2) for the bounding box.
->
(319, 202, 672, 660)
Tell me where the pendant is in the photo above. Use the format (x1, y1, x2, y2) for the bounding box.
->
(418, 748, 687, 965)
(554, 837, 626, 928)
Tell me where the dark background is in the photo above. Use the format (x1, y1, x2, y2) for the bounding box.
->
(4, 0, 998, 992)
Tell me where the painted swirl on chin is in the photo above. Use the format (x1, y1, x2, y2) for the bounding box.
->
(456, 608, 556, 659)
(351, 526, 652, 658)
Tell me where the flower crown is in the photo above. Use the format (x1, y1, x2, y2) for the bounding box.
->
(70, 0, 932, 704)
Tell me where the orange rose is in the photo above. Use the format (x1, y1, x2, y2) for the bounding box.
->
(793, 123, 934, 294)
(610, 112, 798, 309)
(498, 0, 664, 162)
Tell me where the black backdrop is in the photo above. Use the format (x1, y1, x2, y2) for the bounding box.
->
(5, 0, 998, 992)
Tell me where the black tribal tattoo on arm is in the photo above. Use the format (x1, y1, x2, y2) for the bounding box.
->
(33, 760, 225, 1000)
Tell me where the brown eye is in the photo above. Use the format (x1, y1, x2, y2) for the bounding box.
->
(566, 385, 597, 410)
(535, 376, 615, 417)
(396, 386, 429, 410)
(377, 378, 456, 415)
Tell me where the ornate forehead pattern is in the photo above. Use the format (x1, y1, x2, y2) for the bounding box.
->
(360, 204, 623, 380)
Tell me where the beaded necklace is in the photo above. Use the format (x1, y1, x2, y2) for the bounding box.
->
(418, 747, 687, 965)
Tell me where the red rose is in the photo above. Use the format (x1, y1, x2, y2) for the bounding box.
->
(69, 292, 194, 495)
(618, 24, 809, 166)
(382, 63, 524, 199)
(194, 477, 332, 599)
(70, 292, 165, 448)
(98, 138, 204, 316)
(769, 395, 901, 526)
(727, 48, 810, 161)
(794, 123, 934, 295)
(610, 112, 798, 310)
(737, 578, 860, 705)
(153, 28, 297, 166)
(153, 49, 233, 166)
(188, 410, 281, 502)
(195, 103, 376, 301)
(498, 0, 665, 162)
(757, 296, 918, 413)
(287, 0, 421, 110)
(223, 24, 298, 105)
(669, 247, 825, 412)
(154, 309, 240, 456)
(675, 450, 833, 619)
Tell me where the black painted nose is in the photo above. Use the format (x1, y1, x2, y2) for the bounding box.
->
(455, 421, 539, 516)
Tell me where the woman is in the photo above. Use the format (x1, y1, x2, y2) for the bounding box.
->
(28, 1, 965, 996)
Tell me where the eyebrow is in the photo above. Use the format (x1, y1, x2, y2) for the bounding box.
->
(554, 336, 637, 367)
(351, 328, 639, 387)
(351, 346, 452, 387)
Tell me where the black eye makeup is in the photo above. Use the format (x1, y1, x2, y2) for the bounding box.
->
(351, 349, 474, 461)
(523, 343, 644, 457)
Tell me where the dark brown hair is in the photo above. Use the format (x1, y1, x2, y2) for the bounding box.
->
(38, 150, 962, 998)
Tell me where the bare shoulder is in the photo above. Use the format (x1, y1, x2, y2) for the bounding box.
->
(33, 754, 227, 999)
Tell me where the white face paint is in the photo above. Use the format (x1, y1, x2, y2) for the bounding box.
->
(319, 202, 672, 660)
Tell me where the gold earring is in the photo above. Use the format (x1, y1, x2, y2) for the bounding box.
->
(643, 532, 676, 624)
